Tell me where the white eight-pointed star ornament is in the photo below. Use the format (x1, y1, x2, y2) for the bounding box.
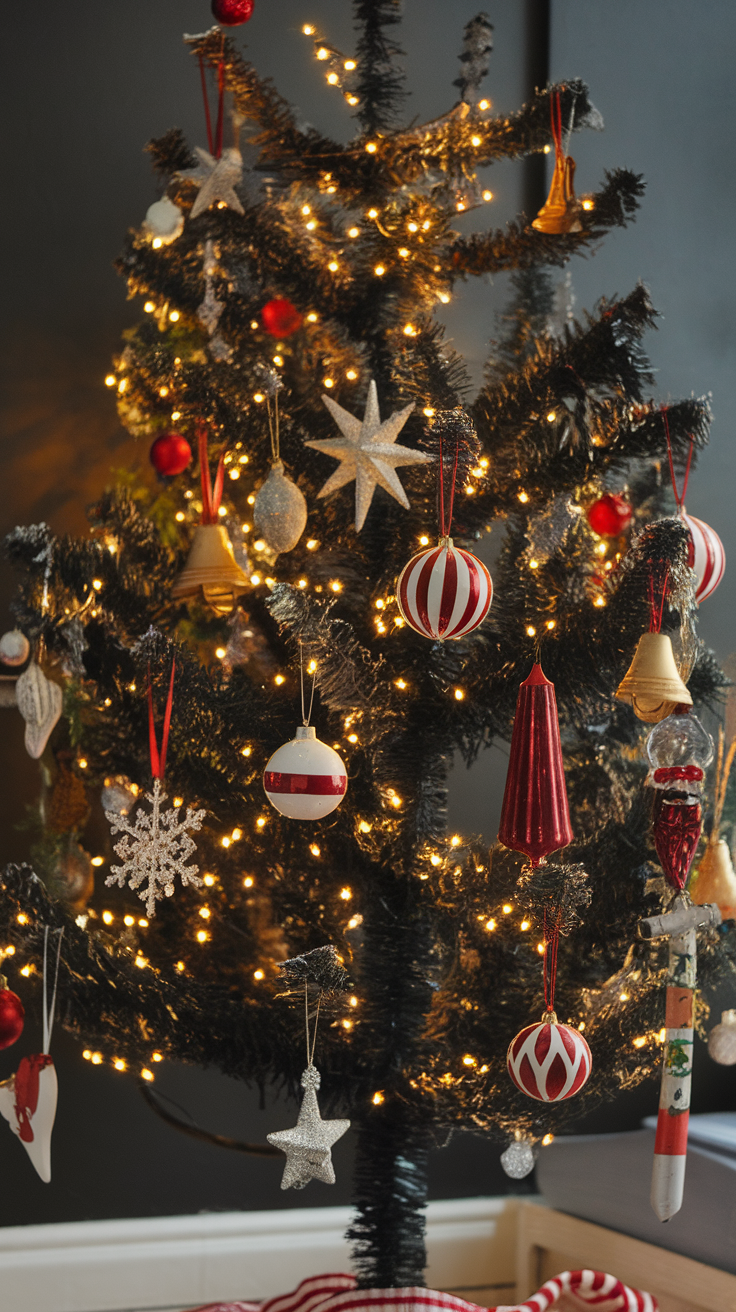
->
(305, 381, 433, 531)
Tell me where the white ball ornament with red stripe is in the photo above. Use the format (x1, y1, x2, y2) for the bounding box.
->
(682, 510, 725, 604)
(507, 1010, 592, 1102)
(397, 537, 492, 640)
(263, 726, 347, 820)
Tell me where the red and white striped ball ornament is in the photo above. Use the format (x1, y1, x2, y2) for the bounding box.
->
(507, 1011, 592, 1102)
(263, 726, 347, 820)
(396, 537, 492, 641)
(681, 509, 725, 604)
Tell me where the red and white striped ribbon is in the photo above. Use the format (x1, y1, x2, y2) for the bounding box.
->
(187, 1267, 656, 1312)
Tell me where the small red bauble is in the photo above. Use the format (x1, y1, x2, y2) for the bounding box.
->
(261, 298, 303, 337)
(150, 432, 192, 477)
(396, 539, 493, 640)
(212, 0, 254, 25)
(0, 984, 25, 1051)
(586, 493, 632, 537)
(682, 511, 725, 604)
(507, 1014, 591, 1101)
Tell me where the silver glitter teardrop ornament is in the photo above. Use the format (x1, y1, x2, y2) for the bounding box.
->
(708, 1009, 736, 1065)
(500, 1139, 535, 1179)
(253, 460, 308, 554)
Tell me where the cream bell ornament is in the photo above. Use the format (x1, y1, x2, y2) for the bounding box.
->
(253, 374, 307, 554)
(616, 632, 691, 724)
(172, 426, 248, 615)
(532, 91, 582, 235)
(689, 727, 736, 919)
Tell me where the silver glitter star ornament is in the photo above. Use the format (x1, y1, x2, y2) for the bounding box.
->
(305, 380, 433, 532)
(180, 147, 245, 220)
(267, 1065, 350, 1190)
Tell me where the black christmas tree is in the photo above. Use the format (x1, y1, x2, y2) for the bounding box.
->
(1, 3, 733, 1290)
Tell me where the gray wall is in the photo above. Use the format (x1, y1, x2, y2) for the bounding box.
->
(1, 0, 735, 1227)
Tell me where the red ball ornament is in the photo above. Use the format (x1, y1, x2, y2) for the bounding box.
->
(507, 1014, 591, 1102)
(586, 493, 632, 537)
(396, 539, 493, 641)
(211, 0, 254, 25)
(0, 983, 25, 1051)
(150, 432, 192, 477)
(682, 511, 725, 604)
(261, 299, 303, 337)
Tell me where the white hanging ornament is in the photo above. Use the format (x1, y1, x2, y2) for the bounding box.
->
(0, 629, 30, 667)
(143, 197, 184, 245)
(708, 1010, 736, 1065)
(264, 727, 347, 820)
(305, 379, 432, 532)
(0, 928, 63, 1182)
(253, 380, 307, 554)
(500, 1138, 535, 1179)
(104, 664, 205, 916)
(15, 661, 63, 758)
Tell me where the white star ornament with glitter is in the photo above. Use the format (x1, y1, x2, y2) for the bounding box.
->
(267, 1065, 350, 1190)
(180, 146, 245, 220)
(305, 380, 433, 531)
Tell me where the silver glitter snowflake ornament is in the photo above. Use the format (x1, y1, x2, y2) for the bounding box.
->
(267, 1065, 350, 1190)
(104, 779, 205, 917)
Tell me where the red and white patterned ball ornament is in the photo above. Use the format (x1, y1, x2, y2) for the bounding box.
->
(396, 537, 492, 641)
(507, 1011, 592, 1102)
(263, 726, 347, 820)
(681, 510, 725, 604)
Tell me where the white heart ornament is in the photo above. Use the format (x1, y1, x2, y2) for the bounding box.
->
(15, 662, 63, 758)
(0, 1054, 57, 1182)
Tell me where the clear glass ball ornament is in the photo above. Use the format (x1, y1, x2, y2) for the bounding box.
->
(646, 710, 714, 783)
(708, 1010, 736, 1065)
(500, 1139, 535, 1179)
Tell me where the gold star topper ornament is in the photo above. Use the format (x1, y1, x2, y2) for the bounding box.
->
(267, 1064, 350, 1189)
(305, 380, 433, 531)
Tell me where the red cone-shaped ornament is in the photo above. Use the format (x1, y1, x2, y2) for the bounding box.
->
(498, 664, 573, 866)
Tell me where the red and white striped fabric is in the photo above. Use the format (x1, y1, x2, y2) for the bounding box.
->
(396, 541, 492, 641)
(682, 511, 725, 604)
(186, 1267, 656, 1312)
(507, 1020, 592, 1102)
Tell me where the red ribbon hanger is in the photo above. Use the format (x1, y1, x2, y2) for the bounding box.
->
(543, 906, 560, 1015)
(148, 660, 176, 780)
(198, 425, 225, 525)
(550, 90, 564, 164)
(662, 408, 694, 512)
(437, 430, 460, 539)
(198, 33, 226, 159)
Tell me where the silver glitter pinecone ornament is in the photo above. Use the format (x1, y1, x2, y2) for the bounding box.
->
(500, 1139, 535, 1179)
(253, 460, 307, 554)
(267, 1065, 350, 1190)
(708, 1009, 736, 1065)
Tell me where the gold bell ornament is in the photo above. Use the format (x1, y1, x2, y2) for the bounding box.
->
(689, 727, 736, 919)
(532, 90, 582, 235)
(253, 376, 307, 555)
(616, 632, 692, 723)
(172, 426, 248, 616)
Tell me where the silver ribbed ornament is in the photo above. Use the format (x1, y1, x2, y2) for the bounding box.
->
(253, 460, 307, 554)
(500, 1139, 535, 1179)
(16, 662, 63, 759)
